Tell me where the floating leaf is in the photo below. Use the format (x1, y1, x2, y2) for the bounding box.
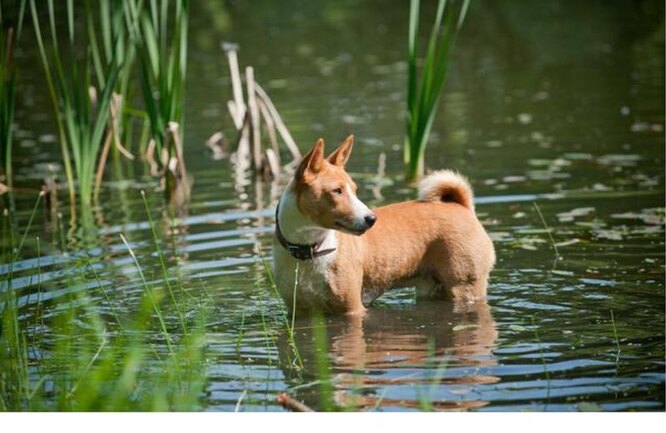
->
(594, 229, 624, 241)
(489, 232, 512, 242)
(580, 278, 616, 287)
(577, 402, 602, 412)
(453, 324, 478, 332)
(611, 208, 665, 225)
(551, 270, 574, 276)
(528, 159, 552, 167)
(563, 152, 593, 160)
(597, 154, 641, 166)
(557, 207, 595, 222)
(517, 113, 532, 124)
(503, 175, 527, 183)
(554, 239, 580, 247)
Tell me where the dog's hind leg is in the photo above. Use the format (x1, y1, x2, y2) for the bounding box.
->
(433, 271, 488, 303)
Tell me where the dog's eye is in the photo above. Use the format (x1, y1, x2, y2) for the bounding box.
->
(332, 187, 343, 195)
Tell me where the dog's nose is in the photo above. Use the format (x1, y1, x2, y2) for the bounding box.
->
(364, 214, 377, 228)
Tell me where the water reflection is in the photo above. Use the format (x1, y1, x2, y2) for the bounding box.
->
(284, 298, 498, 411)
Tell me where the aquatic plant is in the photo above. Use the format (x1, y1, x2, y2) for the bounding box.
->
(29, 0, 130, 210)
(0, 28, 16, 190)
(128, 0, 190, 202)
(0, 190, 208, 411)
(86, 0, 140, 202)
(0, 0, 26, 191)
(405, 0, 470, 181)
(260, 257, 303, 369)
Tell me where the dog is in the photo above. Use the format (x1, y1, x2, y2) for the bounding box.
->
(272, 135, 495, 315)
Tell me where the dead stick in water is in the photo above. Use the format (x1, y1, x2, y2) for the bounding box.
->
(254, 83, 301, 161)
(258, 97, 280, 166)
(234, 111, 251, 168)
(265, 148, 280, 179)
(94, 130, 114, 203)
(245, 66, 263, 170)
(223, 44, 245, 129)
(168, 122, 187, 180)
(276, 393, 314, 412)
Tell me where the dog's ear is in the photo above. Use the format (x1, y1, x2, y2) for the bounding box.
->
(296, 138, 325, 182)
(327, 135, 354, 167)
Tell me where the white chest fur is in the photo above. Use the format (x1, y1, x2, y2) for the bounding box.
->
(272, 243, 336, 309)
(272, 182, 338, 309)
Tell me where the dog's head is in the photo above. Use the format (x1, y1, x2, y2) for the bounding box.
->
(293, 135, 376, 235)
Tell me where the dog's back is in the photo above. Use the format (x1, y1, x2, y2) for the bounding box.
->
(356, 170, 495, 302)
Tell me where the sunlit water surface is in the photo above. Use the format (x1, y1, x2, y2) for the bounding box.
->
(2, 0, 664, 411)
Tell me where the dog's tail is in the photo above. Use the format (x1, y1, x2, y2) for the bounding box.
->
(418, 170, 474, 212)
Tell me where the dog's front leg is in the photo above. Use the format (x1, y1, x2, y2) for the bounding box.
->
(328, 272, 366, 316)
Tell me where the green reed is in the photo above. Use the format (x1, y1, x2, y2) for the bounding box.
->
(610, 309, 621, 356)
(0, 190, 208, 411)
(128, 0, 189, 178)
(405, 0, 470, 180)
(533, 201, 561, 268)
(260, 256, 303, 370)
(0, 0, 26, 190)
(0, 192, 43, 410)
(30, 0, 124, 209)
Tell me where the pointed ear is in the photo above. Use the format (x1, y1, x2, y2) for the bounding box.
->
(327, 135, 354, 167)
(296, 138, 325, 182)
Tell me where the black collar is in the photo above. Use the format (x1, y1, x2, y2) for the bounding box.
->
(275, 202, 336, 261)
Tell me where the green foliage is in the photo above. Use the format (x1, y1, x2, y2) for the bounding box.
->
(0, 191, 208, 411)
(27, 0, 189, 210)
(0, 0, 26, 189)
(405, 0, 470, 180)
(129, 0, 189, 169)
(29, 0, 126, 208)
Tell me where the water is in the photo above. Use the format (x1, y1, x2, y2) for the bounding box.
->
(2, 0, 664, 411)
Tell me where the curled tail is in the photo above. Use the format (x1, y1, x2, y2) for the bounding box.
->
(418, 170, 475, 212)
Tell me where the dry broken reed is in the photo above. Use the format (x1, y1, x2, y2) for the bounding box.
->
(208, 43, 301, 179)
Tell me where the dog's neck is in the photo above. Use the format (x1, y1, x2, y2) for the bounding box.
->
(277, 180, 337, 248)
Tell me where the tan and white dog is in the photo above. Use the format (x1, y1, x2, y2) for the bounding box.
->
(273, 135, 495, 315)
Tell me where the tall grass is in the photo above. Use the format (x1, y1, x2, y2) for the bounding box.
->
(260, 257, 303, 369)
(405, 0, 470, 181)
(0, 0, 26, 190)
(86, 0, 141, 202)
(28, 0, 189, 210)
(0, 25, 16, 189)
(0, 192, 43, 410)
(0, 190, 208, 411)
(29, 0, 125, 209)
(128, 0, 189, 195)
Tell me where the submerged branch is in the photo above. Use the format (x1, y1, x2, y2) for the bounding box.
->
(276, 393, 314, 412)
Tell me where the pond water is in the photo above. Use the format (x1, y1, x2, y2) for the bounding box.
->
(2, 0, 664, 411)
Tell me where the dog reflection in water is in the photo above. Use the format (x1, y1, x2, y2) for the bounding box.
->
(277, 298, 498, 411)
